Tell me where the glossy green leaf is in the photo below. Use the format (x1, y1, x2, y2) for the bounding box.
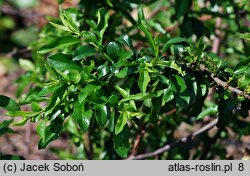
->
(73, 45, 96, 61)
(81, 31, 97, 43)
(0, 95, 20, 111)
(170, 75, 190, 109)
(196, 106, 218, 120)
(13, 117, 30, 126)
(38, 36, 80, 54)
(107, 41, 121, 60)
(6, 111, 40, 117)
(96, 8, 109, 45)
(31, 102, 42, 112)
(115, 111, 129, 135)
(97, 65, 110, 79)
(95, 105, 109, 126)
(115, 85, 129, 98)
(108, 93, 120, 106)
(138, 7, 158, 57)
(118, 34, 134, 50)
(72, 101, 92, 132)
(114, 125, 130, 158)
(162, 37, 189, 53)
(38, 116, 64, 149)
(47, 53, 82, 71)
(174, 0, 191, 20)
(45, 84, 66, 114)
(115, 67, 128, 78)
(138, 70, 150, 94)
(37, 82, 62, 97)
(162, 87, 174, 106)
(78, 83, 101, 103)
(234, 57, 250, 75)
(59, 7, 80, 35)
(49, 21, 71, 32)
(65, 70, 81, 83)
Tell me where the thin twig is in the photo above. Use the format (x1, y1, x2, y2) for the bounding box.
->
(0, 48, 31, 58)
(199, 65, 250, 100)
(128, 118, 218, 160)
(210, 73, 250, 100)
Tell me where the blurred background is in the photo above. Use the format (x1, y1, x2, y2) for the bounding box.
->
(0, 0, 250, 160)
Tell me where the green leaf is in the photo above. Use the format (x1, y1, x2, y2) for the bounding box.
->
(115, 67, 129, 78)
(170, 75, 190, 109)
(115, 111, 129, 135)
(38, 36, 80, 54)
(19, 59, 35, 71)
(138, 70, 150, 94)
(31, 102, 42, 112)
(162, 87, 174, 106)
(97, 65, 110, 79)
(96, 7, 109, 45)
(162, 37, 189, 53)
(114, 125, 130, 158)
(115, 85, 129, 98)
(236, 32, 250, 41)
(81, 31, 97, 43)
(196, 106, 218, 120)
(108, 93, 120, 106)
(118, 34, 134, 50)
(38, 115, 64, 149)
(6, 111, 40, 117)
(64, 70, 81, 84)
(107, 41, 121, 60)
(95, 105, 109, 126)
(37, 82, 62, 97)
(49, 21, 71, 32)
(234, 57, 250, 75)
(47, 53, 82, 71)
(73, 45, 96, 61)
(78, 83, 101, 103)
(72, 101, 92, 132)
(174, 0, 191, 20)
(59, 7, 80, 35)
(36, 120, 46, 140)
(45, 84, 66, 114)
(138, 7, 158, 57)
(13, 117, 30, 126)
(0, 95, 20, 111)
(0, 119, 17, 137)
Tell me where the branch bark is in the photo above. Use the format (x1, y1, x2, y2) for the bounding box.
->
(128, 118, 218, 160)
(210, 73, 250, 100)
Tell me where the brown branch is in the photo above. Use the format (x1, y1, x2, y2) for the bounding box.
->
(0, 48, 31, 58)
(83, 131, 93, 160)
(199, 65, 250, 100)
(128, 118, 218, 160)
(210, 73, 250, 100)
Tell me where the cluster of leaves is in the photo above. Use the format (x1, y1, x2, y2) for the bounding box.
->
(0, 0, 250, 159)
